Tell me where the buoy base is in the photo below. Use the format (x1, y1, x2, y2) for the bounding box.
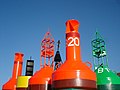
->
(52, 78, 96, 89)
(52, 88, 97, 90)
(28, 84, 51, 90)
(97, 84, 120, 90)
(16, 88, 27, 90)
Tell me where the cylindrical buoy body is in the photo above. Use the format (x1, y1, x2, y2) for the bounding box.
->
(12, 53, 24, 79)
(95, 66, 120, 90)
(52, 20, 97, 90)
(28, 66, 53, 90)
(16, 76, 31, 90)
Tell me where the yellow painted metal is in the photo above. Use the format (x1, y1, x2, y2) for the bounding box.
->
(16, 76, 31, 88)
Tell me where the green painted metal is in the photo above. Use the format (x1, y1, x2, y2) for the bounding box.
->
(91, 31, 108, 70)
(91, 31, 120, 89)
(95, 65, 120, 85)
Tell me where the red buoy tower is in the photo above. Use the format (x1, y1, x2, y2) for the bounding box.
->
(29, 31, 54, 90)
(40, 31, 54, 68)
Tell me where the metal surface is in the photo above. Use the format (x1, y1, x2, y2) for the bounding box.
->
(52, 78, 96, 89)
(16, 88, 27, 90)
(16, 76, 31, 89)
(91, 31, 120, 90)
(91, 31, 108, 70)
(95, 65, 120, 85)
(54, 40, 62, 70)
(2, 53, 24, 90)
(40, 31, 54, 68)
(52, 19, 96, 89)
(25, 59, 34, 76)
(29, 84, 51, 90)
(97, 84, 120, 90)
(28, 31, 54, 90)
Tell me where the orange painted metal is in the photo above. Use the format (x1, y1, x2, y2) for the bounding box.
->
(52, 19, 97, 89)
(29, 66, 53, 84)
(2, 53, 24, 90)
(28, 31, 54, 90)
(28, 63, 54, 90)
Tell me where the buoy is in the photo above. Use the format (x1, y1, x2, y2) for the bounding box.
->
(91, 31, 120, 90)
(16, 59, 34, 90)
(16, 76, 31, 90)
(28, 31, 54, 90)
(2, 53, 24, 90)
(52, 19, 97, 90)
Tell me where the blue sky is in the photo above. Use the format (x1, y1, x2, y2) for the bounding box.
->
(0, 0, 120, 89)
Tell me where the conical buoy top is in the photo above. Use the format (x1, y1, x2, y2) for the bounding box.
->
(66, 19, 79, 33)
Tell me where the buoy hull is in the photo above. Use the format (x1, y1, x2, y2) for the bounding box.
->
(16, 88, 27, 90)
(52, 78, 96, 89)
(53, 88, 96, 90)
(28, 66, 53, 90)
(52, 20, 96, 89)
(16, 76, 31, 90)
(97, 84, 120, 90)
(28, 84, 51, 90)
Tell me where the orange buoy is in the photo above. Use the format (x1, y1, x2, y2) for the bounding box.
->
(28, 31, 54, 90)
(52, 19, 97, 90)
(28, 66, 53, 90)
(2, 53, 24, 90)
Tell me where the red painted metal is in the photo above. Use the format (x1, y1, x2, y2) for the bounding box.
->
(2, 53, 24, 90)
(52, 19, 97, 89)
(40, 31, 54, 68)
(28, 31, 54, 90)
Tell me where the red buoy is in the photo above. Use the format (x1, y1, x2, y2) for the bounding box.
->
(52, 19, 97, 89)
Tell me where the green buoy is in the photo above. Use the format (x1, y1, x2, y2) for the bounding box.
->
(91, 31, 120, 90)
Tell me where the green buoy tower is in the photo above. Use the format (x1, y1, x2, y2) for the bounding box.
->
(91, 31, 120, 90)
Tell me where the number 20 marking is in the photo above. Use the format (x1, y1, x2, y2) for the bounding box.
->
(68, 37, 79, 46)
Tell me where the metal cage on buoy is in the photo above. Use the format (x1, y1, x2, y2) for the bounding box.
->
(28, 31, 54, 90)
